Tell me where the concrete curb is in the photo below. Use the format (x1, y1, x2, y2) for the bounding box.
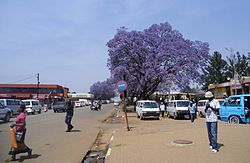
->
(105, 130, 116, 159)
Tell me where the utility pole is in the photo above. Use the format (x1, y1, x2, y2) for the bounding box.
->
(225, 48, 237, 95)
(37, 73, 40, 99)
(123, 91, 130, 131)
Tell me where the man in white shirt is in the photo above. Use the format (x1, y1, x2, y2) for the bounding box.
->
(188, 100, 196, 123)
(204, 91, 220, 153)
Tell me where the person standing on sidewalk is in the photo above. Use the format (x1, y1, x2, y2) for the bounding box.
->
(204, 91, 220, 153)
(8, 104, 32, 161)
(133, 96, 137, 112)
(65, 100, 74, 132)
(188, 100, 196, 123)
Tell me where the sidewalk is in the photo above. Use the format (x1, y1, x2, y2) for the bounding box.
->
(106, 107, 250, 163)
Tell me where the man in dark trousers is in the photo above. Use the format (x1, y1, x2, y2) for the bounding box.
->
(204, 91, 220, 153)
(65, 100, 74, 132)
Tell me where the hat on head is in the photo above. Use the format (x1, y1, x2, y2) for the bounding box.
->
(205, 91, 214, 98)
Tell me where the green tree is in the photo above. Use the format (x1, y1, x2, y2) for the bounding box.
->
(226, 52, 250, 79)
(203, 51, 228, 90)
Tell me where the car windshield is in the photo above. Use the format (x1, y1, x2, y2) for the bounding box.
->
(219, 101, 224, 105)
(55, 102, 65, 105)
(23, 101, 30, 106)
(198, 101, 206, 106)
(0, 100, 4, 106)
(143, 102, 158, 108)
(177, 101, 190, 107)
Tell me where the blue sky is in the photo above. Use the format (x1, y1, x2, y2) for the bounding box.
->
(0, 0, 249, 92)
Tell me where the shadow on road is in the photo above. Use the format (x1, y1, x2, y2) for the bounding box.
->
(70, 129, 81, 132)
(18, 154, 42, 162)
(218, 143, 224, 150)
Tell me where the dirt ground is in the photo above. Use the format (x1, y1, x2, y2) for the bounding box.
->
(106, 109, 250, 163)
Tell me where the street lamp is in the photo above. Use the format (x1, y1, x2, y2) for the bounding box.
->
(37, 73, 40, 99)
(225, 48, 237, 95)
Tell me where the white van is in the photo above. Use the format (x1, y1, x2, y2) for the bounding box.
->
(136, 100, 160, 120)
(197, 100, 208, 117)
(74, 101, 81, 108)
(79, 99, 89, 106)
(197, 99, 225, 118)
(166, 100, 191, 119)
(22, 99, 43, 114)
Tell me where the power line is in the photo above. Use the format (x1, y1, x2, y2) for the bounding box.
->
(6, 74, 37, 84)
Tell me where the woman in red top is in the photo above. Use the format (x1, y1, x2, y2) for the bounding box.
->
(9, 104, 32, 161)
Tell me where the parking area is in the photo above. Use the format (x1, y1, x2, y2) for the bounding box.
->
(107, 108, 250, 163)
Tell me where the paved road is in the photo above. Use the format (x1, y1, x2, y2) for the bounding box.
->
(0, 104, 114, 163)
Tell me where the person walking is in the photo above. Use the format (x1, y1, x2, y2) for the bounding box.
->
(8, 104, 32, 161)
(204, 91, 220, 153)
(188, 100, 196, 123)
(65, 100, 74, 132)
(133, 96, 137, 112)
(97, 100, 102, 111)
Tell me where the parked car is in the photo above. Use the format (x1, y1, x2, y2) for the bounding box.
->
(79, 99, 89, 106)
(52, 101, 67, 112)
(74, 101, 81, 108)
(0, 103, 12, 122)
(197, 100, 207, 118)
(80, 101, 86, 107)
(22, 99, 43, 114)
(136, 100, 160, 120)
(220, 94, 250, 124)
(114, 101, 120, 106)
(166, 100, 191, 119)
(0, 99, 23, 117)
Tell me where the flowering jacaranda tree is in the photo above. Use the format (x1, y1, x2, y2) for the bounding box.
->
(107, 22, 210, 99)
(89, 79, 115, 100)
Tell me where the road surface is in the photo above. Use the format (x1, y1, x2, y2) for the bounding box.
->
(0, 104, 114, 163)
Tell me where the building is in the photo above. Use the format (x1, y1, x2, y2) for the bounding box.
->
(208, 76, 250, 99)
(0, 84, 69, 100)
(67, 92, 94, 101)
(154, 91, 196, 100)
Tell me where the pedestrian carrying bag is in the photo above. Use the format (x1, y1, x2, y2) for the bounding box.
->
(10, 128, 17, 148)
(15, 131, 23, 142)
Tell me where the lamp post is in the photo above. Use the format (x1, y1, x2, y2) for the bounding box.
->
(37, 73, 40, 99)
(225, 48, 237, 95)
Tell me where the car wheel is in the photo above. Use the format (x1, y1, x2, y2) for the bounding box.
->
(10, 111, 14, 118)
(4, 112, 10, 122)
(229, 116, 240, 124)
(32, 111, 35, 115)
(54, 110, 56, 113)
(38, 109, 41, 114)
(174, 112, 178, 119)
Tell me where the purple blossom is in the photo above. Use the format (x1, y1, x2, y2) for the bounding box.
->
(107, 22, 209, 99)
(90, 79, 115, 100)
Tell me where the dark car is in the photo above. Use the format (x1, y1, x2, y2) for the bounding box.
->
(52, 102, 67, 113)
(0, 103, 12, 122)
